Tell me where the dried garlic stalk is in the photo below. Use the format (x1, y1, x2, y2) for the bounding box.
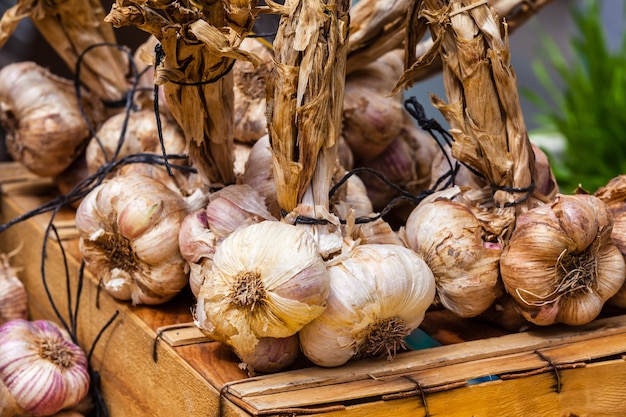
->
(0, 0, 129, 104)
(400, 0, 555, 318)
(105, 1, 261, 186)
(266, 0, 350, 215)
(406, 0, 550, 234)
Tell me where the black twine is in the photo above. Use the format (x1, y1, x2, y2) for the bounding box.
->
(0, 41, 199, 417)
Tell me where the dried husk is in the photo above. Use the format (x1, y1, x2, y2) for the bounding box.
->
(429, 142, 558, 199)
(105, 1, 261, 186)
(265, 0, 350, 214)
(0, 0, 129, 104)
(396, 0, 557, 88)
(500, 193, 626, 325)
(233, 37, 274, 144)
(0, 61, 106, 177)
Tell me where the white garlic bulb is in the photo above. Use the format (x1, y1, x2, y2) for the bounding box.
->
(0, 319, 90, 417)
(0, 253, 27, 325)
(299, 244, 436, 368)
(500, 193, 626, 326)
(76, 173, 190, 305)
(404, 188, 504, 317)
(194, 221, 330, 358)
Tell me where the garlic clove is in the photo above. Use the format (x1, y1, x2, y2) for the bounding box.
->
(241, 135, 280, 218)
(178, 209, 217, 265)
(0, 319, 90, 417)
(205, 184, 276, 238)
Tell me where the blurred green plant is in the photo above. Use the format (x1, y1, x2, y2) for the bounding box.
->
(526, 0, 626, 194)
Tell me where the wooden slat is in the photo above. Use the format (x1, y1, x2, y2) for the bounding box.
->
(226, 314, 626, 400)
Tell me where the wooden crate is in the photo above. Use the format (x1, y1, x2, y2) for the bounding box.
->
(1, 161, 625, 417)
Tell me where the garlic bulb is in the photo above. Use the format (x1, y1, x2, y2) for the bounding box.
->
(299, 244, 436, 368)
(342, 49, 406, 162)
(404, 188, 504, 318)
(237, 334, 301, 375)
(85, 109, 186, 172)
(84, 108, 203, 197)
(75, 173, 190, 305)
(500, 193, 626, 326)
(194, 221, 330, 358)
(0, 319, 90, 417)
(0, 252, 27, 325)
(0, 61, 106, 177)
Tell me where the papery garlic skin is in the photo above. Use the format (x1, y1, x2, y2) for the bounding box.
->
(194, 221, 329, 357)
(180, 184, 275, 297)
(404, 191, 503, 318)
(76, 174, 190, 305)
(299, 244, 436, 368)
(0, 254, 28, 324)
(0, 62, 105, 177)
(0, 319, 90, 417)
(595, 175, 626, 308)
(501, 194, 626, 326)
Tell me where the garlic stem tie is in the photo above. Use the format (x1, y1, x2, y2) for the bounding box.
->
(492, 179, 536, 208)
(153, 43, 236, 87)
(404, 97, 485, 186)
(0, 152, 193, 234)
